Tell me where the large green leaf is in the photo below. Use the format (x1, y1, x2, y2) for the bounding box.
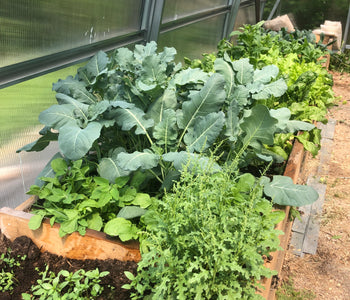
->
(113, 47, 134, 71)
(162, 152, 221, 173)
(39, 104, 76, 129)
(104, 217, 138, 241)
(240, 104, 278, 147)
(253, 65, 279, 83)
(252, 78, 287, 100)
(137, 55, 167, 89)
(225, 101, 240, 142)
(184, 112, 225, 152)
(159, 46, 177, 64)
(134, 41, 158, 63)
(77, 51, 109, 85)
(177, 73, 226, 130)
(72, 86, 98, 105)
(214, 58, 236, 96)
(58, 122, 102, 160)
(98, 148, 130, 183)
(16, 129, 58, 153)
(88, 100, 111, 121)
(232, 85, 250, 107)
(117, 150, 160, 171)
(117, 206, 147, 219)
(53, 76, 98, 104)
(172, 68, 209, 86)
(263, 175, 319, 206)
(55, 93, 89, 122)
(231, 58, 254, 85)
(153, 109, 178, 149)
(87, 213, 103, 231)
(146, 88, 177, 125)
(114, 105, 154, 136)
(269, 108, 315, 133)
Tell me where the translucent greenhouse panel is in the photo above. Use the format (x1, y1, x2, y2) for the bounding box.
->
(0, 65, 82, 208)
(158, 15, 226, 61)
(0, 0, 142, 67)
(162, 0, 227, 23)
(233, 2, 256, 31)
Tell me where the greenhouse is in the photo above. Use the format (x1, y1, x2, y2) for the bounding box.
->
(0, 0, 349, 299)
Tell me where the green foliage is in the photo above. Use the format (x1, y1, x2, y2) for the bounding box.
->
(22, 266, 109, 300)
(330, 49, 350, 73)
(0, 248, 26, 293)
(19, 41, 314, 195)
(27, 158, 152, 241)
(127, 161, 285, 299)
(184, 22, 334, 158)
(218, 22, 328, 68)
(262, 175, 319, 206)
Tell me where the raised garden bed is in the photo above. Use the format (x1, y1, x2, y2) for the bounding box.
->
(0, 196, 140, 262)
(258, 138, 305, 299)
(0, 138, 306, 299)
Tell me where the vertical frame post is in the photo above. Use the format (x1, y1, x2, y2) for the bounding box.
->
(222, 0, 241, 39)
(141, 0, 165, 43)
(342, 3, 350, 52)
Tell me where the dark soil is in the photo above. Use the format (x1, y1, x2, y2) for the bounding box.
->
(0, 232, 137, 299)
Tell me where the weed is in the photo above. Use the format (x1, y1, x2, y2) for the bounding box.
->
(276, 278, 316, 300)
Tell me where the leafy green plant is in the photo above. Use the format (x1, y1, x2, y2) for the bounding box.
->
(126, 159, 286, 299)
(27, 158, 152, 241)
(18, 42, 316, 196)
(217, 22, 328, 69)
(22, 266, 109, 300)
(0, 248, 26, 293)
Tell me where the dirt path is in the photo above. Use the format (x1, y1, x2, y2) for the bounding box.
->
(280, 72, 350, 299)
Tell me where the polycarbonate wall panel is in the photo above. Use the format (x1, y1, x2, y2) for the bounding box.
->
(233, 2, 256, 31)
(162, 0, 228, 23)
(158, 15, 226, 61)
(0, 64, 82, 208)
(0, 0, 142, 67)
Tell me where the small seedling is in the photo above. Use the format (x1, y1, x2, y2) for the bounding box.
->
(22, 265, 109, 299)
(0, 248, 26, 293)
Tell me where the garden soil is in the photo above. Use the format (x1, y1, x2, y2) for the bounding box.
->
(0, 234, 137, 299)
(280, 71, 350, 299)
(0, 72, 349, 300)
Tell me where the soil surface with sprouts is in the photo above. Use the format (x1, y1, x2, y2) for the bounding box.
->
(0, 232, 137, 299)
